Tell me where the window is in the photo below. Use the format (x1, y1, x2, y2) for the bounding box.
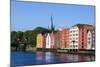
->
(82, 45, 84, 48)
(88, 38, 90, 40)
(76, 38, 78, 40)
(76, 41, 78, 43)
(76, 45, 78, 47)
(73, 38, 75, 40)
(76, 34, 78, 36)
(73, 31, 75, 32)
(82, 42, 84, 45)
(73, 45, 75, 48)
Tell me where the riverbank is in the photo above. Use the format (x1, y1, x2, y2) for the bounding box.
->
(36, 48, 95, 55)
(11, 47, 95, 55)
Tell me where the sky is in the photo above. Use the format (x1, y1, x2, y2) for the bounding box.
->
(11, 0, 95, 31)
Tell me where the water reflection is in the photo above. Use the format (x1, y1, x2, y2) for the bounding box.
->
(35, 52, 94, 64)
(11, 51, 95, 66)
(36, 52, 44, 61)
(45, 52, 54, 63)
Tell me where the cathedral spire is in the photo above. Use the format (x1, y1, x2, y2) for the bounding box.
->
(48, 16, 55, 31)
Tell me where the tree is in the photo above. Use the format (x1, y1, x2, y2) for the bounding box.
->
(11, 26, 50, 48)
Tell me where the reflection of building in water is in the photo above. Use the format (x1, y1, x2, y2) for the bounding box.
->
(59, 54, 69, 62)
(45, 52, 54, 63)
(78, 55, 95, 61)
(66, 54, 79, 62)
(78, 55, 88, 62)
(58, 54, 79, 62)
(36, 52, 45, 61)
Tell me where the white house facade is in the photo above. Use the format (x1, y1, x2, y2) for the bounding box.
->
(46, 33, 51, 48)
(69, 26, 79, 49)
(87, 31, 92, 49)
(92, 30, 95, 50)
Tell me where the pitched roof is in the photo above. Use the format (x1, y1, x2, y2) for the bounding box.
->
(72, 24, 93, 28)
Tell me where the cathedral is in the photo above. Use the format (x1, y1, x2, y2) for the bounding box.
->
(48, 16, 55, 31)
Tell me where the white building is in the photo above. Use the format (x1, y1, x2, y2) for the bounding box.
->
(87, 29, 95, 50)
(87, 31, 92, 49)
(92, 30, 95, 50)
(46, 33, 51, 48)
(69, 26, 79, 49)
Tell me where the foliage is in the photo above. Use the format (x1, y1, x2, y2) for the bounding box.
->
(11, 27, 50, 47)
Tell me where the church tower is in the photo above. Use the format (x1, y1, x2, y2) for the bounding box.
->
(48, 16, 55, 31)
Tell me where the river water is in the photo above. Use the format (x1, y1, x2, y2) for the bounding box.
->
(11, 51, 95, 66)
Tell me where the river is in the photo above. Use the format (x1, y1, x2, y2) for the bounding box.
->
(11, 51, 95, 66)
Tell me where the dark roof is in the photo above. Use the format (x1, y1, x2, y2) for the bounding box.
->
(72, 24, 93, 28)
